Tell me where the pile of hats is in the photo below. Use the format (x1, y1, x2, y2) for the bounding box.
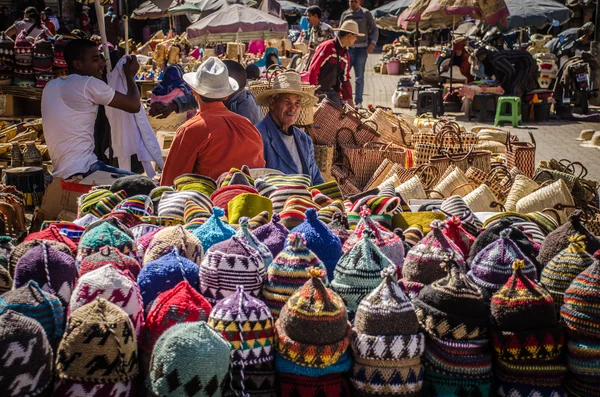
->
(32, 32, 54, 88)
(53, 34, 70, 77)
(0, 32, 14, 85)
(13, 30, 35, 87)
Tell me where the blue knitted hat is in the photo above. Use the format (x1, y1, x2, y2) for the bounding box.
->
(192, 207, 236, 252)
(137, 250, 200, 311)
(291, 208, 342, 280)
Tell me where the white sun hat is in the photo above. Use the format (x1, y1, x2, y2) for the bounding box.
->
(183, 56, 239, 99)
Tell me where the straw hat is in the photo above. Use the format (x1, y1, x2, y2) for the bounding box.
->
(255, 71, 317, 107)
(334, 20, 365, 36)
(183, 56, 239, 99)
(575, 129, 595, 141)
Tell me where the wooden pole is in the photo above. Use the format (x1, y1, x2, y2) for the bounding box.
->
(94, 0, 112, 72)
(123, 15, 129, 54)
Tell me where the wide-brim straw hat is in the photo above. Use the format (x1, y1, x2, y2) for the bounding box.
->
(334, 20, 365, 37)
(255, 71, 318, 107)
(580, 131, 600, 148)
(575, 129, 595, 141)
(183, 56, 239, 99)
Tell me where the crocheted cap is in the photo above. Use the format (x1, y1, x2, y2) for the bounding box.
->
(24, 225, 77, 254)
(9, 239, 72, 276)
(236, 217, 273, 267)
(491, 260, 558, 332)
(183, 198, 211, 225)
(112, 194, 154, 217)
(252, 213, 290, 257)
(77, 221, 136, 261)
(328, 212, 351, 245)
(354, 265, 419, 336)
(143, 225, 203, 265)
(174, 173, 217, 196)
(84, 216, 135, 240)
(79, 245, 142, 278)
(442, 216, 475, 259)
(192, 207, 236, 252)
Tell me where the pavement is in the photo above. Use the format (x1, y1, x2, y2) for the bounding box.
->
(350, 53, 600, 182)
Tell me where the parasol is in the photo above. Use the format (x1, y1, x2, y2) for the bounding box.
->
(502, 0, 571, 29)
(278, 0, 307, 15)
(131, 0, 175, 19)
(372, 0, 412, 18)
(167, 2, 202, 15)
(397, 0, 460, 31)
(421, 0, 510, 26)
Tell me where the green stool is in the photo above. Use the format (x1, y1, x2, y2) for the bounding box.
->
(494, 96, 522, 127)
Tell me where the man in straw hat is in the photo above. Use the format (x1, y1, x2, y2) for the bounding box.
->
(255, 71, 324, 185)
(160, 57, 265, 185)
(308, 20, 364, 107)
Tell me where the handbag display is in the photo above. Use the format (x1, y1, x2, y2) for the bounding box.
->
(429, 149, 492, 173)
(505, 131, 536, 178)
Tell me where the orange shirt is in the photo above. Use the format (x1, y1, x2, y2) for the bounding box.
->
(160, 101, 265, 186)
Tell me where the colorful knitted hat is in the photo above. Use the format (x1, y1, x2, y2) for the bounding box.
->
(149, 322, 231, 397)
(291, 208, 342, 281)
(236, 217, 273, 267)
(55, 299, 138, 383)
(192, 207, 236, 252)
(439, 194, 482, 231)
(217, 167, 254, 188)
(158, 190, 213, 219)
(561, 251, 600, 337)
(541, 234, 595, 311)
(76, 221, 137, 265)
(248, 210, 270, 230)
(262, 233, 327, 317)
(210, 185, 259, 215)
(0, 310, 53, 397)
(491, 260, 557, 332)
(130, 222, 160, 242)
(403, 224, 424, 248)
(33, 32, 54, 88)
(275, 350, 352, 378)
(328, 212, 351, 245)
(84, 216, 135, 239)
(70, 264, 144, 337)
(311, 180, 344, 201)
(257, 174, 312, 191)
(347, 195, 401, 230)
(174, 173, 218, 197)
(227, 193, 274, 226)
(311, 188, 334, 206)
(275, 267, 351, 368)
(183, 198, 212, 225)
(143, 280, 212, 353)
(278, 373, 351, 397)
(24, 225, 77, 254)
(79, 245, 142, 279)
(53, 380, 135, 396)
(468, 229, 538, 299)
(229, 361, 277, 396)
(8, 239, 72, 276)
(136, 227, 162, 259)
(137, 250, 201, 310)
(14, 30, 35, 87)
(0, 280, 64, 346)
(442, 216, 476, 259)
(110, 174, 157, 197)
(101, 211, 143, 229)
(258, 183, 311, 214)
(39, 221, 86, 245)
(413, 259, 488, 340)
(199, 234, 266, 304)
(318, 199, 345, 225)
(252, 213, 289, 257)
(143, 225, 203, 265)
(112, 194, 154, 217)
(78, 188, 127, 217)
(279, 207, 307, 230)
(13, 243, 77, 309)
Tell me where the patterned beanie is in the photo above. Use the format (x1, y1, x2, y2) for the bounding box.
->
(291, 208, 342, 281)
(24, 225, 77, 254)
(174, 173, 217, 197)
(40, 221, 86, 245)
(143, 225, 203, 265)
(9, 239, 72, 276)
(183, 199, 211, 227)
(252, 213, 289, 257)
(101, 211, 143, 229)
(441, 216, 475, 259)
(55, 299, 138, 383)
(149, 322, 231, 397)
(111, 194, 154, 217)
(70, 264, 144, 337)
(236, 217, 273, 267)
(318, 200, 345, 225)
(468, 229, 538, 300)
(14, 243, 78, 309)
(78, 188, 127, 217)
(347, 195, 401, 230)
(0, 280, 64, 346)
(541, 234, 595, 311)
(13, 30, 34, 87)
(227, 193, 274, 226)
(79, 245, 142, 279)
(136, 227, 162, 259)
(262, 233, 327, 318)
(158, 190, 213, 219)
(199, 234, 266, 305)
(192, 207, 236, 252)
(275, 267, 351, 368)
(137, 250, 201, 310)
(217, 168, 254, 188)
(278, 373, 351, 396)
(84, 216, 135, 240)
(143, 280, 212, 353)
(229, 361, 277, 397)
(403, 225, 424, 248)
(331, 230, 394, 318)
(0, 310, 53, 397)
(564, 338, 600, 397)
(76, 221, 137, 265)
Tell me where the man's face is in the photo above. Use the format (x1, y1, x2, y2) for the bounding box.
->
(349, 0, 361, 11)
(342, 33, 358, 47)
(74, 47, 106, 79)
(270, 94, 302, 128)
(306, 12, 319, 27)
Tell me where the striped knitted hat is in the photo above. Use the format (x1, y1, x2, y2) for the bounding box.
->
(183, 199, 211, 226)
(439, 195, 482, 232)
(39, 221, 86, 245)
(76, 222, 137, 265)
(157, 190, 213, 219)
(259, 174, 311, 189)
(144, 225, 203, 265)
(55, 299, 138, 383)
(111, 194, 154, 217)
(149, 322, 231, 397)
(565, 338, 600, 396)
(262, 233, 327, 317)
(192, 207, 236, 252)
(217, 168, 254, 188)
(210, 185, 259, 216)
(79, 245, 142, 279)
(174, 173, 217, 197)
(279, 207, 306, 230)
(236, 217, 273, 267)
(248, 211, 270, 230)
(541, 234, 595, 311)
(328, 212, 351, 245)
(275, 267, 351, 368)
(311, 188, 333, 206)
(347, 195, 401, 230)
(275, 350, 352, 377)
(403, 225, 424, 248)
(311, 180, 344, 201)
(8, 239, 72, 276)
(252, 213, 290, 257)
(442, 216, 475, 259)
(101, 210, 143, 229)
(278, 196, 321, 229)
(24, 225, 77, 255)
(78, 188, 127, 217)
(143, 280, 212, 353)
(317, 200, 345, 225)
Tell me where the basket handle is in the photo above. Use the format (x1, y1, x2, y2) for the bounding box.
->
(541, 208, 563, 225)
(448, 182, 477, 196)
(414, 163, 440, 189)
(391, 117, 412, 148)
(528, 130, 536, 146)
(439, 146, 474, 163)
(334, 127, 359, 147)
(265, 64, 285, 81)
(426, 189, 446, 199)
(489, 201, 506, 212)
(563, 160, 588, 179)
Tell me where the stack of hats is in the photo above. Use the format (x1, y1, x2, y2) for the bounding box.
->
(174, 173, 217, 197)
(13, 30, 34, 87)
(76, 221, 137, 265)
(157, 189, 213, 219)
(211, 184, 259, 216)
(291, 208, 342, 280)
(25, 225, 78, 254)
(78, 188, 128, 218)
(253, 213, 289, 257)
(541, 234, 595, 312)
(350, 265, 425, 396)
(413, 259, 492, 396)
(275, 267, 352, 393)
(468, 229, 538, 300)
(112, 194, 154, 217)
(0, 32, 14, 85)
(442, 216, 476, 258)
(53, 34, 70, 77)
(331, 230, 394, 320)
(262, 233, 327, 317)
(561, 251, 600, 396)
(192, 207, 236, 252)
(79, 246, 142, 278)
(208, 285, 276, 396)
(491, 260, 567, 396)
(143, 225, 203, 265)
(236, 217, 273, 267)
(32, 32, 54, 88)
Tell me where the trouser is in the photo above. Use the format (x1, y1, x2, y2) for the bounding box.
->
(317, 89, 342, 106)
(73, 160, 136, 179)
(348, 47, 368, 104)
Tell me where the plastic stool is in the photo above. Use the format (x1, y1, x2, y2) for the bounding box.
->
(410, 85, 432, 109)
(417, 90, 442, 117)
(494, 96, 523, 127)
(426, 88, 445, 116)
(469, 93, 497, 122)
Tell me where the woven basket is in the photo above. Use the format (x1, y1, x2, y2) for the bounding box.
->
(506, 131, 536, 178)
(314, 144, 335, 181)
(396, 175, 427, 200)
(474, 140, 506, 154)
(378, 174, 402, 190)
(365, 159, 396, 190)
(504, 174, 539, 212)
(471, 126, 509, 144)
(464, 184, 501, 213)
(465, 167, 508, 202)
(368, 108, 414, 147)
(430, 166, 473, 199)
(516, 179, 575, 224)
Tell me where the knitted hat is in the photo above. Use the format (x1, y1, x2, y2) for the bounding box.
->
(137, 250, 201, 310)
(192, 207, 236, 252)
(257, 174, 311, 191)
(130, 223, 160, 242)
(275, 350, 352, 377)
(0, 280, 64, 346)
(199, 234, 266, 304)
(0, 32, 14, 84)
(311, 188, 333, 206)
(24, 225, 77, 254)
(259, 184, 311, 214)
(275, 267, 351, 368)
(328, 212, 351, 245)
(183, 199, 211, 225)
(143, 280, 212, 353)
(14, 243, 77, 309)
(85, 215, 135, 236)
(174, 174, 217, 197)
(217, 167, 254, 188)
(229, 361, 277, 396)
(442, 216, 476, 258)
(158, 190, 213, 219)
(413, 259, 488, 340)
(248, 210, 270, 230)
(468, 229, 538, 299)
(143, 225, 203, 265)
(538, 210, 600, 266)
(0, 235, 14, 270)
(9, 239, 72, 276)
(149, 322, 231, 397)
(491, 326, 565, 363)
(262, 233, 327, 317)
(56, 299, 138, 382)
(32, 32, 53, 87)
(236, 217, 273, 267)
(347, 195, 401, 230)
(311, 180, 343, 201)
(541, 234, 595, 310)
(403, 225, 424, 248)
(14, 30, 34, 87)
(278, 373, 351, 397)
(0, 263, 12, 294)
(0, 310, 53, 397)
(210, 185, 259, 215)
(252, 213, 289, 257)
(40, 221, 85, 245)
(70, 264, 144, 337)
(291, 208, 342, 281)
(227, 193, 274, 225)
(53, 380, 134, 396)
(318, 200, 345, 225)
(279, 207, 307, 230)
(110, 174, 157, 197)
(136, 227, 162, 259)
(76, 221, 137, 265)
(561, 251, 600, 337)
(101, 211, 143, 229)
(79, 245, 142, 279)
(491, 260, 557, 332)
(111, 194, 154, 217)
(439, 195, 482, 230)
(78, 189, 127, 217)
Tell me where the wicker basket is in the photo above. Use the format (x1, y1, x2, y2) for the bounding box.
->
(430, 166, 473, 199)
(516, 179, 575, 224)
(368, 108, 414, 147)
(504, 174, 539, 212)
(314, 144, 335, 181)
(396, 175, 428, 200)
(464, 184, 501, 213)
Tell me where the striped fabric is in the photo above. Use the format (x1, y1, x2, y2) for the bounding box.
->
(279, 208, 307, 230)
(270, 185, 312, 213)
(248, 211, 270, 230)
(311, 181, 343, 201)
(157, 190, 213, 219)
(184, 199, 211, 224)
(139, 216, 184, 227)
(311, 189, 333, 206)
(210, 185, 259, 215)
(348, 195, 402, 230)
(112, 194, 154, 217)
(263, 174, 311, 188)
(217, 168, 255, 188)
(92, 190, 128, 217)
(173, 173, 217, 195)
(318, 200, 345, 224)
(439, 195, 483, 233)
(41, 221, 85, 244)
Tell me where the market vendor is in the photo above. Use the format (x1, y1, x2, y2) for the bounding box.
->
(440, 37, 474, 82)
(42, 39, 141, 179)
(160, 57, 265, 185)
(5, 7, 53, 39)
(475, 48, 537, 97)
(255, 71, 324, 185)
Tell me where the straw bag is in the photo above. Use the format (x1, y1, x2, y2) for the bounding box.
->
(506, 131, 536, 177)
(463, 184, 502, 213)
(314, 144, 335, 181)
(429, 149, 492, 173)
(368, 108, 414, 147)
(429, 166, 474, 199)
(535, 159, 598, 204)
(504, 174, 539, 212)
(339, 141, 406, 189)
(474, 140, 506, 154)
(396, 175, 428, 200)
(465, 166, 509, 202)
(471, 126, 509, 144)
(331, 163, 361, 196)
(516, 179, 575, 224)
(365, 159, 397, 190)
(413, 121, 478, 166)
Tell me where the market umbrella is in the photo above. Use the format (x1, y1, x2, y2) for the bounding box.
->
(372, 0, 412, 18)
(131, 0, 175, 19)
(421, 0, 510, 26)
(168, 1, 203, 15)
(503, 0, 571, 29)
(278, 0, 307, 15)
(397, 0, 459, 30)
(149, 0, 175, 11)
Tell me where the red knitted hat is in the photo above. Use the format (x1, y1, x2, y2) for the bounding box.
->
(442, 216, 476, 258)
(25, 225, 77, 255)
(210, 185, 259, 216)
(78, 246, 142, 279)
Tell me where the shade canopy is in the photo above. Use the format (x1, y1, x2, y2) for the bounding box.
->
(278, 0, 307, 15)
(503, 0, 571, 29)
(372, 0, 412, 18)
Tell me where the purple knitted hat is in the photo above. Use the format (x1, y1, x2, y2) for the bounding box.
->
(252, 213, 290, 257)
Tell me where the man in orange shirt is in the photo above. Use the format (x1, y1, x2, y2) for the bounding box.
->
(160, 57, 265, 185)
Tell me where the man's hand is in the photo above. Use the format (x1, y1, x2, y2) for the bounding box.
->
(124, 55, 140, 79)
(149, 101, 177, 119)
(367, 43, 375, 54)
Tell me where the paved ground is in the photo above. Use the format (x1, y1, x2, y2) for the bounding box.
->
(350, 54, 600, 182)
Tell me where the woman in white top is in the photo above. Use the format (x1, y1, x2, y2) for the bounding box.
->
(5, 7, 53, 39)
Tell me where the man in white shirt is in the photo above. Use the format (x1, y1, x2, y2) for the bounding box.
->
(42, 39, 141, 179)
